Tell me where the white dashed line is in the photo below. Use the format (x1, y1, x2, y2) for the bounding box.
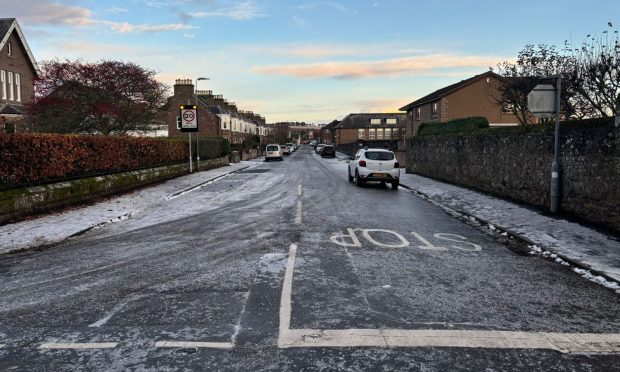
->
(277, 244, 620, 353)
(295, 201, 302, 225)
(155, 341, 233, 349)
(39, 342, 118, 350)
(297, 185, 302, 196)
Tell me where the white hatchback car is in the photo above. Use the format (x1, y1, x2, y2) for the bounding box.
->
(348, 148, 400, 189)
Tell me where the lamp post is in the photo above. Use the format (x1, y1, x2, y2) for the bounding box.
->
(195, 77, 209, 170)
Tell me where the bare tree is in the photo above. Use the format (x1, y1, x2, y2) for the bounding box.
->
(566, 23, 620, 117)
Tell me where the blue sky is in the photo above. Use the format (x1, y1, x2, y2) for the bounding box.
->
(9, 0, 619, 123)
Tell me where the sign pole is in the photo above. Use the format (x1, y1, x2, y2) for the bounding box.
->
(550, 76, 562, 213)
(189, 132, 193, 173)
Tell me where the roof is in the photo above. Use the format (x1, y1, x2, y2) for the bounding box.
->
(399, 71, 498, 111)
(335, 113, 406, 129)
(321, 120, 340, 131)
(0, 18, 41, 77)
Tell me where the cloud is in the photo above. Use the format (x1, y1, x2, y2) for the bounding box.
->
(109, 7, 129, 13)
(253, 54, 504, 79)
(243, 43, 428, 59)
(102, 21, 199, 33)
(191, 1, 266, 20)
(296, 2, 347, 12)
(9, 0, 94, 26)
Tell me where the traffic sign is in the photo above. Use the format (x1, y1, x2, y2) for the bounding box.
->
(179, 105, 198, 132)
(527, 84, 556, 119)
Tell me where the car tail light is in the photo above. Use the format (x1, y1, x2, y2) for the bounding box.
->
(394, 162, 399, 168)
(359, 160, 366, 167)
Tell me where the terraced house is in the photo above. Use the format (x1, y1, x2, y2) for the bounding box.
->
(0, 18, 40, 133)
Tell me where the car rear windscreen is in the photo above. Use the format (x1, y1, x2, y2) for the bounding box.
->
(267, 145, 279, 151)
(365, 151, 394, 160)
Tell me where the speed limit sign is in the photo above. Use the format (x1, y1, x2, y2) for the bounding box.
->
(179, 105, 198, 132)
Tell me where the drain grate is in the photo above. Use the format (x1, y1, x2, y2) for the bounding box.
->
(230, 345, 279, 358)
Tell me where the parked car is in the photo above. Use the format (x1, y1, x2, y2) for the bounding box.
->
(265, 144, 283, 161)
(315, 144, 325, 154)
(348, 148, 400, 189)
(320, 145, 336, 158)
(310, 140, 317, 146)
(286, 143, 296, 152)
(282, 145, 291, 156)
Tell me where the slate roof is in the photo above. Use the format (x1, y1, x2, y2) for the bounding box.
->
(399, 71, 497, 111)
(321, 120, 340, 131)
(335, 113, 406, 129)
(0, 18, 41, 77)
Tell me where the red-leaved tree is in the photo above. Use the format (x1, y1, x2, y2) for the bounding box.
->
(27, 59, 168, 135)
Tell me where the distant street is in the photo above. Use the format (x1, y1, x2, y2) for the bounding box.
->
(0, 145, 618, 371)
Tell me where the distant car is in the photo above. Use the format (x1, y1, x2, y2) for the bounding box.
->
(310, 140, 317, 146)
(320, 145, 336, 158)
(315, 144, 325, 154)
(286, 143, 296, 152)
(282, 145, 291, 156)
(348, 148, 400, 189)
(265, 144, 283, 161)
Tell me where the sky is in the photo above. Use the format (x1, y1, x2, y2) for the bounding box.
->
(5, 0, 619, 124)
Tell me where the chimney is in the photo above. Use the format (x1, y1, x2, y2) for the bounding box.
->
(174, 78, 194, 97)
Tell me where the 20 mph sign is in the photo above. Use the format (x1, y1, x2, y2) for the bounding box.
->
(179, 105, 198, 132)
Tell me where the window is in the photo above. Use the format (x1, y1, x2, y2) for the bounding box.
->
(376, 128, 384, 139)
(431, 102, 439, 118)
(369, 129, 376, 139)
(8, 72, 13, 101)
(370, 118, 381, 125)
(386, 118, 397, 125)
(385, 128, 392, 139)
(1, 70, 5, 100)
(15, 73, 20, 102)
(365, 151, 394, 161)
(358, 129, 365, 139)
(415, 107, 421, 121)
(7, 42, 12, 56)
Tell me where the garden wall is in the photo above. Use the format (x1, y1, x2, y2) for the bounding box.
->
(407, 121, 620, 232)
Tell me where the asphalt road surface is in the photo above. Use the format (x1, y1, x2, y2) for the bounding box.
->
(0, 145, 619, 371)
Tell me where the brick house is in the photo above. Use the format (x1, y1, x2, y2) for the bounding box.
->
(0, 18, 40, 133)
(399, 71, 522, 137)
(334, 113, 406, 154)
(320, 120, 339, 144)
(164, 80, 269, 144)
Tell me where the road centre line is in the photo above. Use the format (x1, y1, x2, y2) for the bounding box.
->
(155, 341, 233, 349)
(277, 244, 620, 353)
(39, 342, 118, 350)
(298, 184, 302, 196)
(295, 201, 302, 225)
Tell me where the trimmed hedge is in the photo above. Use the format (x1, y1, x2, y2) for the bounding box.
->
(417, 116, 490, 137)
(0, 133, 188, 188)
(195, 137, 230, 160)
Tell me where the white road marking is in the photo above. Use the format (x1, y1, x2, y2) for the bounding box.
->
(155, 341, 233, 349)
(0, 344, 4, 348)
(329, 228, 362, 247)
(278, 243, 297, 345)
(277, 244, 620, 353)
(295, 201, 302, 225)
(361, 229, 410, 248)
(411, 231, 447, 251)
(297, 184, 302, 196)
(39, 342, 118, 350)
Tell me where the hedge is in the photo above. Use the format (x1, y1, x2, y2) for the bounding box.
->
(195, 137, 230, 160)
(417, 116, 490, 137)
(0, 133, 188, 189)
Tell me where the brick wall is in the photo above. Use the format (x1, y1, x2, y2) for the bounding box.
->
(0, 31, 36, 107)
(407, 121, 620, 232)
(165, 82, 220, 138)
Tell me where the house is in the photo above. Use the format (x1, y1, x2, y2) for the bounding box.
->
(320, 120, 339, 144)
(399, 71, 522, 136)
(164, 79, 270, 145)
(334, 113, 406, 155)
(0, 18, 41, 133)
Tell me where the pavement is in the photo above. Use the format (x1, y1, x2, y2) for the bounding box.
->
(2, 152, 619, 289)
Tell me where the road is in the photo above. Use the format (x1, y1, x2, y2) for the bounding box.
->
(0, 145, 619, 371)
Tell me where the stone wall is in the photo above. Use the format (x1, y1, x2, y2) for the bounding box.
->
(407, 122, 620, 232)
(0, 156, 229, 224)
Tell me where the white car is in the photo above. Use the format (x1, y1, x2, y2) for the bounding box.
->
(265, 144, 283, 161)
(348, 148, 400, 189)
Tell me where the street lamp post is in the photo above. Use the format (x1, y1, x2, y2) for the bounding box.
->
(195, 77, 209, 171)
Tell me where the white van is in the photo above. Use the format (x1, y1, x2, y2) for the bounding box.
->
(265, 144, 283, 161)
